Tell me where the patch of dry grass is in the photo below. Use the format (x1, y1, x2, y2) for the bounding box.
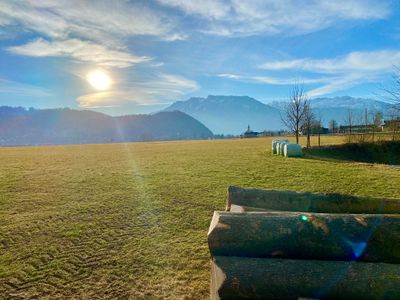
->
(1, 136, 399, 299)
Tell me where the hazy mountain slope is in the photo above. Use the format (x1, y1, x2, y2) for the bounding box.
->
(310, 96, 391, 110)
(165, 95, 392, 134)
(0, 107, 213, 146)
(164, 95, 283, 134)
(114, 111, 213, 141)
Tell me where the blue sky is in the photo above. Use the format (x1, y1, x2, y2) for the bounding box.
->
(0, 0, 400, 115)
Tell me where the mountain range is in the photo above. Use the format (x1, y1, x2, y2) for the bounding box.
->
(165, 95, 393, 134)
(0, 95, 394, 146)
(164, 95, 282, 135)
(0, 107, 213, 146)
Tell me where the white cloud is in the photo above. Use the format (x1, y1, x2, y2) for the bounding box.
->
(157, 0, 391, 37)
(217, 73, 327, 85)
(252, 76, 325, 85)
(8, 38, 150, 68)
(0, 78, 52, 97)
(218, 73, 241, 80)
(77, 73, 199, 108)
(307, 73, 382, 97)
(0, 1, 176, 44)
(260, 50, 400, 74)
(221, 49, 400, 96)
(0, 1, 179, 68)
(157, 0, 231, 19)
(260, 49, 400, 96)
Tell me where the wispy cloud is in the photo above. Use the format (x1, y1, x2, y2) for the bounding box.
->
(0, 0, 199, 105)
(8, 38, 150, 68)
(0, 1, 178, 44)
(257, 50, 400, 96)
(0, 0, 396, 106)
(0, 1, 180, 68)
(77, 73, 199, 108)
(157, 0, 231, 20)
(0, 78, 52, 97)
(157, 0, 391, 37)
(217, 73, 327, 85)
(260, 50, 400, 73)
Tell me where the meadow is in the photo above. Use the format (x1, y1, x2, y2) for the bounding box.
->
(1, 136, 400, 299)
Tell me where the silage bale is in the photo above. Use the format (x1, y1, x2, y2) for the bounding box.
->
(271, 140, 279, 154)
(276, 141, 282, 155)
(279, 141, 289, 156)
(272, 139, 288, 155)
(284, 143, 303, 157)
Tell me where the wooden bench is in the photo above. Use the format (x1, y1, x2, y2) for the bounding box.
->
(208, 186, 400, 299)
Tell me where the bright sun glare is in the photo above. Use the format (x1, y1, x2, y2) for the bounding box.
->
(86, 70, 112, 91)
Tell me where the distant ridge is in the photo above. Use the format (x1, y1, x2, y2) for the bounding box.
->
(165, 95, 392, 134)
(164, 95, 282, 135)
(0, 107, 213, 146)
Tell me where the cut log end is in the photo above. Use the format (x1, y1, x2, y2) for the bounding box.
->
(211, 259, 225, 300)
(208, 211, 221, 236)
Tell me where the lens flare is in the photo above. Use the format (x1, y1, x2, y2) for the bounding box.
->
(301, 215, 309, 222)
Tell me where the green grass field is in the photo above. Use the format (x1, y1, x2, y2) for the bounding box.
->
(1, 136, 400, 299)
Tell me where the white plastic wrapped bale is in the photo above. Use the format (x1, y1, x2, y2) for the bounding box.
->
(271, 140, 278, 154)
(272, 140, 287, 154)
(279, 141, 289, 156)
(276, 142, 283, 155)
(284, 143, 303, 157)
(276, 142, 282, 155)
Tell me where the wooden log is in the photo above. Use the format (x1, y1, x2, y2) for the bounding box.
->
(211, 256, 400, 300)
(208, 211, 400, 263)
(227, 186, 400, 214)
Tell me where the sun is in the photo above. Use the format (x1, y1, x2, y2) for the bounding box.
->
(86, 70, 112, 91)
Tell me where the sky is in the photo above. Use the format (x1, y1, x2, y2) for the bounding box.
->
(0, 0, 400, 115)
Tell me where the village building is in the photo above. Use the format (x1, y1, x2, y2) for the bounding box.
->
(241, 125, 260, 138)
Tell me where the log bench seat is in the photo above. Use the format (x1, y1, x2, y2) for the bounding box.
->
(208, 186, 400, 300)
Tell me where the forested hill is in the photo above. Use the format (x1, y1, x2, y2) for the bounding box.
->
(0, 107, 213, 146)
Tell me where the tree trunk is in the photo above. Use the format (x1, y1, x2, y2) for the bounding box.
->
(372, 127, 375, 143)
(318, 132, 321, 147)
(208, 211, 400, 263)
(211, 256, 400, 300)
(226, 186, 400, 214)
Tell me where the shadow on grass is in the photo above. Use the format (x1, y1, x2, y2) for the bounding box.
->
(304, 141, 400, 165)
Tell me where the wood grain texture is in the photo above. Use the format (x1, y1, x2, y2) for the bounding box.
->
(227, 186, 400, 214)
(208, 211, 400, 263)
(211, 256, 400, 300)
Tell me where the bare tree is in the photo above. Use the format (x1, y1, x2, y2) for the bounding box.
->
(329, 119, 338, 134)
(382, 66, 400, 111)
(364, 108, 369, 133)
(360, 108, 369, 142)
(387, 108, 399, 141)
(372, 111, 383, 142)
(303, 103, 314, 148)
(282, 84, 309, 144)
(316, 116, 322, 147)
(343, 110, 354, 143)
